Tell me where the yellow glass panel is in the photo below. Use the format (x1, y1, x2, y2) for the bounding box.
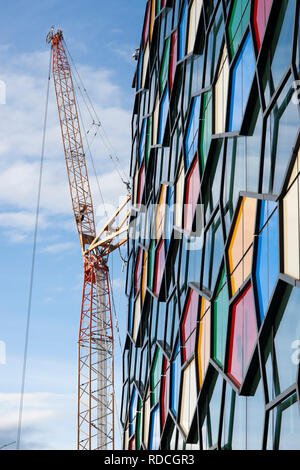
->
(228, 196, 256, 295)
(133, 294, 141, 342)
(198, 301, 210, 388)
(215, 45, 229, 134)
(187, 0, 203, 54)
(243, 197, 257, 251)
(287, 149, 300, 192)
(152, 93, 159, 145)
(175, 159, 184, 228)
(179, 360, 197, 436)
(150, 0, 155, 41)
(143, 387, 150, 447)
(142, 42, 149, 88)
(124, 420, 129, 450)
(133, 164, 138, 207)
(141, 252, 148, 303)
(283, 177, 300, 279)
(228, 199, 244, 274)
(156, 184, 167, 240)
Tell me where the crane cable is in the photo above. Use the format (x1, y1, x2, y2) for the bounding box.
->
(75, 91, 108, 218)
(63, 39, 130, 191)
(16, 48, 52, 450)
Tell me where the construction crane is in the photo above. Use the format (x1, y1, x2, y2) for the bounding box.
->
(47, 28, 130, 450)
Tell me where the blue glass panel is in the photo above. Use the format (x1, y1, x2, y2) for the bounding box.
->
(129, 386, 137, 436)
(171, 341, 181, 416)
(149, 404, 160, 449)
(158, 87, 169, 144)
(184, 96, 200, 168)
(139, 118, 146, 165)
(128, 293, 134, 335)
(137, 49, 143, 90)
(256, 208, 279, 321)
(229, 33, 255, 131)
(178, 0, 188, 60)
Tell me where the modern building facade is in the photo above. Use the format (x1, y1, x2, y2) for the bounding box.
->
(121, 0, 300, 450)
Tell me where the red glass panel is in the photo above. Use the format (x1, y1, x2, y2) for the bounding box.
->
(143, 1, 151, 46)
(154, 240, 165, 296)
(129, 436, 136, 450)
(182, 289, 199, 362)
(137, 161, 145, 205)
(161, 357, 170, 430)
(135, 248, 143, 295)
(162, 0, 166, 7)
(228, 284, 257, 386)
(253, 0, 272, 50)
(169, 31, 178, 91)
(184, 157, 200, 231)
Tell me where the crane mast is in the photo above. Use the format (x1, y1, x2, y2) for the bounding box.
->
(48, 29, 114, 450)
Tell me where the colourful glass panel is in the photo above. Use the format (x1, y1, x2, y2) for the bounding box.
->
(156, 184, 167, 240)
(148, 240, 155, 290)
(149, 405, 160, 449)
(160, 37, 171, 93)
(161, 357, 170, 430)
(178, 0, 188, 60)
(151, 347, 163, 405)
(228, 284, 257, 386)
(256, 206, 279, 321)
(199, 90, 212, 171)
(170, 31, 178, 91)
(171, 342, 181, 416)
(158, 87, 169, 144)
(182, 289, 199, 362)
(184, 95, 200, 168)
(228, 197, 257, 295)
(154, 240, 165, 296)
(184, 157, 200, 232)
(137, 161, 145, 205)
(229, 33, 255, 132)
(135, 248, 143, 295)
(213, 271, 229, 367)
(253, 0, 273, 50)
(197, 298, 211, 388)
(228, 0, 251, 57)
(143, 1, 151, 46)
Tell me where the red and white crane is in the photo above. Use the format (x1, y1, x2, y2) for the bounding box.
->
(47, 28, 129, 450)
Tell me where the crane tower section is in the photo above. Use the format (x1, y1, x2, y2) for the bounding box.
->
(48, 29, 114, 450)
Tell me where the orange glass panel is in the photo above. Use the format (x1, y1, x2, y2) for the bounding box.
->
(156, 185, 167, 240)
(197, 299, 210, 388)
(228, 197, 257, 294)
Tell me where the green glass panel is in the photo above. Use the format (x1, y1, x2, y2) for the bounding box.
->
(148, 240, 155, 289)
(213, 272, 229, 367)
(228, 0, 251, 57)
(151, 348, 163, 406)
(160, 37, 170, 93)
(145, 117, 152, 166)
(199, 91, 212, 171)
(136, 398, 142, 450)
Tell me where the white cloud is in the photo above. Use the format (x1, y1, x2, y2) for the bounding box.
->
(0, 45, 131, 243)
(0, 392, 76, 450)
(42, 241, 76, 254)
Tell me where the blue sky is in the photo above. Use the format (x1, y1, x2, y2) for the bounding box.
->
(0, 0, 146, 450)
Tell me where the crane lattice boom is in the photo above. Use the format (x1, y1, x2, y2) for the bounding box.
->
(49, 28, 117, 450)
